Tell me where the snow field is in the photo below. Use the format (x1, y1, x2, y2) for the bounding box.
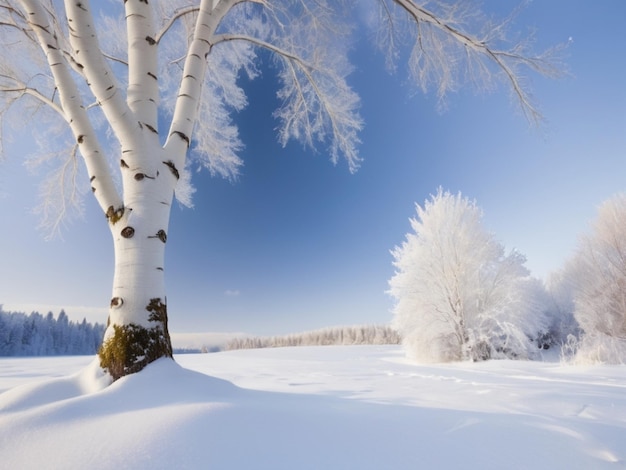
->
(1, 345, 625, 469)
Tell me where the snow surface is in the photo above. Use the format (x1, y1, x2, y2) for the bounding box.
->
(1, 345, 625, 469)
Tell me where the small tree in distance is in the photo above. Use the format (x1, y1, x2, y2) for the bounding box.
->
(389, 189, 548, 362)
(0, 0, 562, 381)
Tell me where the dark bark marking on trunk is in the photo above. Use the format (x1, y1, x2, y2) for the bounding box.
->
(144, 123, 158, 134)
(110, 297, 123, 308)
(120, 159, 129, 168)
(145, 35, 156, 45)
(148, 230, 167, 243)
(134, 173, 155, 181)
(77, 134, 85, 144)
(31, 22, 51, 35)
(162, 160, 180, 179)
(147, 71, 157, 80)
(121, 226, 135, 238)
(170, 130, 190, 148)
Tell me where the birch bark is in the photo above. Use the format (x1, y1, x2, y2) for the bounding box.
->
(101, 143, 177, 381)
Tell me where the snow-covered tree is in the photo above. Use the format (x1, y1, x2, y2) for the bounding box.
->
(388, 189, 548, 362)
(0, 1, 561, 381)
(559, 194, 626, 364)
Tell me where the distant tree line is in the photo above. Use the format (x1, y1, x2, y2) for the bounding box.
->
(225, 325, 400, 351)
(0, 306, 105, 356)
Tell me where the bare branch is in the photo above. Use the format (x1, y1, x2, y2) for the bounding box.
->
(0, 75, 64, 117)
(103, 52, 129, 68)
(155, 6, 199, 44)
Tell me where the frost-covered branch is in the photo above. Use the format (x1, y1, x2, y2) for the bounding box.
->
(14, 0, 122, 220)
(213, 32, 363, 171)
(30, 144, 84, 237)
(388, 0, 563, 121)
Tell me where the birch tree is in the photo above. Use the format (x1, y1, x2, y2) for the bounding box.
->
(0, 0, 561, 381)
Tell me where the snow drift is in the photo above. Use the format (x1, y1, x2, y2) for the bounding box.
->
(1, 346, 625, 469)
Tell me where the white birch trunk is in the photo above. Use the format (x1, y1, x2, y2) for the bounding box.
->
(99, 143, 179, 380)
(38, 0, 185, 380)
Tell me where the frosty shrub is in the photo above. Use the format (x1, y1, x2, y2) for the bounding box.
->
(561, 193, 626, 364)
(388, 189, 548, 362)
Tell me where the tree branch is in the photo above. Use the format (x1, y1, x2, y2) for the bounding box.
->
(164, 0, 239, 162)
(211, 32, 361, 170)
(392, 0, 562, 123)
(125, 0, 159, 133)
(0, 76, 64, 117)
(18, 0, 123, 217)
(63, 0, 138, 148)
(155, 6, 199, 44)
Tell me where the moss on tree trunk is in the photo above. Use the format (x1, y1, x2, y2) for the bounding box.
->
(98, 298, 173, 381)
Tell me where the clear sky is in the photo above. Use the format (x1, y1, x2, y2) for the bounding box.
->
(1, 1, 625, 336)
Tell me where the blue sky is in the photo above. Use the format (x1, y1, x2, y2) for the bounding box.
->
(1, 1, 625, 336)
